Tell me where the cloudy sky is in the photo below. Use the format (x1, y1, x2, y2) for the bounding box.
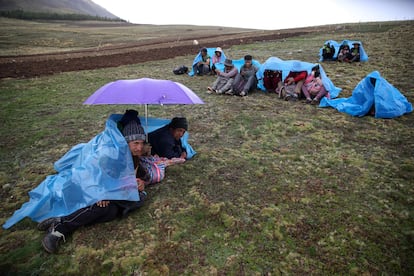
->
(92, 0, 414, 30)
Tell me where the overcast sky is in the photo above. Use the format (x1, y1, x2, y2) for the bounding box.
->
(92, 0, 414, 30)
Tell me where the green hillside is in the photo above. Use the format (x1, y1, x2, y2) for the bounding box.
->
(0, 0, 118, 19)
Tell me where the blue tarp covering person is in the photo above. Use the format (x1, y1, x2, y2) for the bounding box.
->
(188, 47, 227, 76)
(319, 71, 413, 118)
(256, 57, 342, 99)
(319, 40, 368, 62)
(3, 114, 197, 231)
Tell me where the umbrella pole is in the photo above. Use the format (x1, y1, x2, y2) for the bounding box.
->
(145, 104, 148, 142)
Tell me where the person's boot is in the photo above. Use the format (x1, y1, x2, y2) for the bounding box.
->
(42, 228, 65, 254)
(37, 217, 61, 231)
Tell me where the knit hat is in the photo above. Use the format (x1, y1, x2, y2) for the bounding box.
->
(119, 109, 141, 127)
(122, 120, 146, 142)
(169, 117, 188, 130)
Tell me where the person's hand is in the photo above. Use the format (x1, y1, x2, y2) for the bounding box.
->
(287, 77, 294, 85)
(96, 200, 110, 207)
(137, 179, 145, 191)
(180, 152, 187, 159)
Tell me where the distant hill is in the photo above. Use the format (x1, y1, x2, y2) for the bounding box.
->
(0, 0, 119, 19)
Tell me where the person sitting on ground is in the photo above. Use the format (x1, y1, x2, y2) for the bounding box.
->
(302, 65, 328, 105)
(211, 47, 225, 74)
(207, 59, 238, 94)
(148, 117, 188, 159)
(192, 47, 211, 76)
(276, 63, 307, 101)
(322, 42, 335, 61)
(349, 42, 361, 62)
(337, 42, 351, 62)
(230, 55, 259, 97)
(38, 118, 150, 254)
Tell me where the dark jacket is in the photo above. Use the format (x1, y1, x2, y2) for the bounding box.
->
(148, 125, 186, 159)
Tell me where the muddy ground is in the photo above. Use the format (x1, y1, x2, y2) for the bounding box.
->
(0, 27, 320, 79)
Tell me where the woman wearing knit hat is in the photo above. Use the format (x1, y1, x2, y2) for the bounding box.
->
(38, 113, 150, 254)
(148, 117, 189, 159)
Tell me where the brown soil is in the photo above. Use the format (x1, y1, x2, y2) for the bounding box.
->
(0, 27, 321, 79)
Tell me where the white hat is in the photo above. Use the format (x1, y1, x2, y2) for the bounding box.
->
(215, 47, 222, 53)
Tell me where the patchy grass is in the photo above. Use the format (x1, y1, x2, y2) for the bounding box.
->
(0, 21, 413, 274)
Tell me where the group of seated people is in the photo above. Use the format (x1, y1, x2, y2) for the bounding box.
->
(204, 53, 327, 104)
(207, 54, 259, 97)
(266, 65, 327, 104)
(321, 41, 362, 62)
(38, 109, 189, 253)
(192, 46, 334, 104)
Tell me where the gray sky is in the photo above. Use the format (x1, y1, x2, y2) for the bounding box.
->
(92, 0, 414, 30)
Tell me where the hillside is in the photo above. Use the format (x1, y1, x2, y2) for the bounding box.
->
(0, 0, 118, 19)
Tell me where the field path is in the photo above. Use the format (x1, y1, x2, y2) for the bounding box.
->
(0, 28, 317, 78)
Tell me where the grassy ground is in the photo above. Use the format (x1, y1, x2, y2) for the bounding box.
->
(0, 17, 253, 56)
(0, 21, 413, 275)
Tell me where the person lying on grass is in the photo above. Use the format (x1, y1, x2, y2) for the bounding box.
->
(39, 119, 150, 254)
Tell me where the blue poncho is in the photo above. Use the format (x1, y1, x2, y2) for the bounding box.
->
(319, 71, 413, 118)
(3, 114, 196, 229)
(188, 47, 227, 76)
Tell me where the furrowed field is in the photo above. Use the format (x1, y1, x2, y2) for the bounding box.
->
(0, 19, 413, 275)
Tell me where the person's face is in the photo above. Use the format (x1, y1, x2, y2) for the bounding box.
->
(201, 50, 207, 56)
(244, 59, 252, 67)
(171, 128, 186, 140)
(128, 140, 145, 156)
(215, 51, 221, 57)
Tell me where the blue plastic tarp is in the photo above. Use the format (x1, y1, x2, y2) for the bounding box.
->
(256, 57, 342, 99)
(188, 47, 227, 76)
(3, 114, 197, 229)
(319, 40, 369, 62)
(319, 71, 413, 118)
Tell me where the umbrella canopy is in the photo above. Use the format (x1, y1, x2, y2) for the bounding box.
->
(83, 78, 204, 105)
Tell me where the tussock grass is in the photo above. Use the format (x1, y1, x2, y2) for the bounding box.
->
(0, 20, 413, 274)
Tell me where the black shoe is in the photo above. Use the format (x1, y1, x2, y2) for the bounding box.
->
(42, 230, 65, 254)
(37, 217, 61, 231)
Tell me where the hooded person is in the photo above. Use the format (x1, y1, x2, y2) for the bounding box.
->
(38, 118, 149, 254)
(276, 61, 308, 101)
(192, 47, 211, 76)
(211, 47, 225, 74)
(148, 117, 189, 159)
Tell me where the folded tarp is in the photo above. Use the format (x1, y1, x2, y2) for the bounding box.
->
(319, 71, 413, 118)
(256, 57, 342, 99)
(319, 40, 369, 62)
(188, 47, 227, 76)
(3, 114, 196, 229)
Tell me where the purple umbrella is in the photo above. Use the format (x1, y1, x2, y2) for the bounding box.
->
(83, 78, 204, 137)
(83, 78, 204, 105)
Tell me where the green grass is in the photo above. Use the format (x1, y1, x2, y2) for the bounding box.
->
(0, 20, 413, 275)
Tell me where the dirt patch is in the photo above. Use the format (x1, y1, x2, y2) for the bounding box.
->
(0, 29, 315, 79)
